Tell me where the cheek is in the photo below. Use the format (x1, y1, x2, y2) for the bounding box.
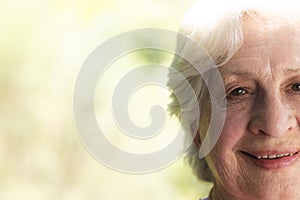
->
(216, 112, 249, 152)
(289, 98, 300, 121)
(206, 112, 249, 178)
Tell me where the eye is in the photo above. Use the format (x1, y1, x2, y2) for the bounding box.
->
(229, 87, 247, 96)
(226, 85, 254, 106)
(291, 83, 300, 91)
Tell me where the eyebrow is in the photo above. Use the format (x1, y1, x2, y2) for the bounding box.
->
(220, 67, 300, 78)
(219, 69, 258, 80)
(284, 68, 300, 75)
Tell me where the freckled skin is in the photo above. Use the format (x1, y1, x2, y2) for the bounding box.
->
(202, 19, 300, 200)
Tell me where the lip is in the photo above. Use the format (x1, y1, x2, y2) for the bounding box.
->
(240, 150, 300, 170)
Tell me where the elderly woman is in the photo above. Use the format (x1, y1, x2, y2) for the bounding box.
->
(168, 1, 300, 199)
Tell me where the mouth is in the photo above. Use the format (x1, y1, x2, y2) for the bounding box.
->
(240, 150, 300, 170)
(242, 151, 300, 160)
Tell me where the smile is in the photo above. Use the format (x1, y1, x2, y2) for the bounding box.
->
(240, 150, 300, 170)
(256, 152, 298, 160)
(242, 151, 299, 159)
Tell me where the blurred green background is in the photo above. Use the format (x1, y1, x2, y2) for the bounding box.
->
(0, 0, 212, 199)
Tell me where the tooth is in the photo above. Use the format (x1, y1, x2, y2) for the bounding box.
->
(269, 155, 276, 159)
(257, 153, 295, 159)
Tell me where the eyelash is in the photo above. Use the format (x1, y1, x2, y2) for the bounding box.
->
(229, 87, 247, 96)
(226, 82, 300, 100)
(226, 86, 251, 103)
(291, 83, 300, 91)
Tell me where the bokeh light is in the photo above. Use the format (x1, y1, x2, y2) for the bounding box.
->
(0, 0, 212, 199)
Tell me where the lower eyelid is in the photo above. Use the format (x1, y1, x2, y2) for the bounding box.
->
(226, 91, 254, 102)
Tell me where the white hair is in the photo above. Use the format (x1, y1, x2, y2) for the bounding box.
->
(168, 0, 300, 181)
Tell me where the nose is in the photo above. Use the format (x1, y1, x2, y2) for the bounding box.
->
(248, 93, 297, 137)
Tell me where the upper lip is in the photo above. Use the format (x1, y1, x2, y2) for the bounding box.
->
(240, 150, 300, 160)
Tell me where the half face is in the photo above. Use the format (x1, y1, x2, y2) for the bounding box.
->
(205, 19, 300, 199)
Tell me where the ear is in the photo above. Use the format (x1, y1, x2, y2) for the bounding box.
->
(193, 131, 201, 149)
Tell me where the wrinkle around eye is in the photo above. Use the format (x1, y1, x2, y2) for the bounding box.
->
(225, 87, 255, 110)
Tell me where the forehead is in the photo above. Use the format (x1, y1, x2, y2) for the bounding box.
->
(220, 18, 300, 76)
(243, 18, 299, 49)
